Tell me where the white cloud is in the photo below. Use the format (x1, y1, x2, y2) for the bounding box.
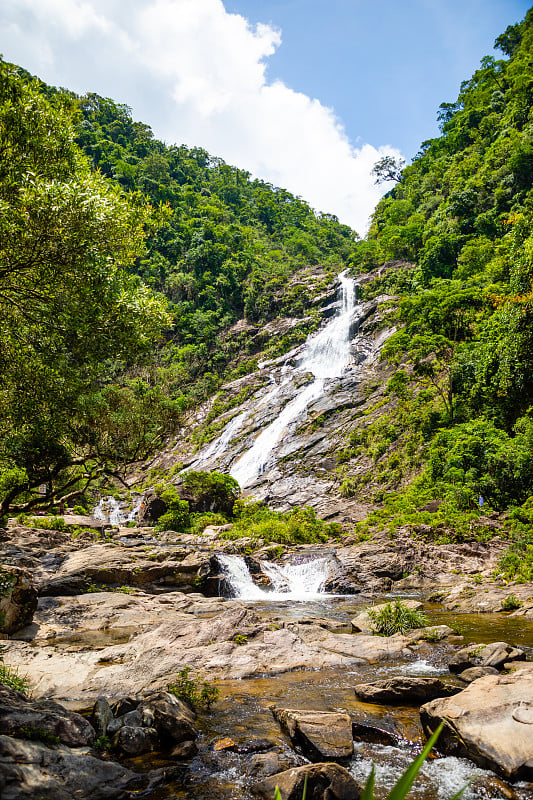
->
(0, 0, 401, 233)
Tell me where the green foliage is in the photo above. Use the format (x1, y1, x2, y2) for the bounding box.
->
(0, 58, 173, 517)
(182, 470, 240, 515)
(233, 634, 248, 645)
(347, 10, 533, 522)
(17, 726, 60, 746)
(501, 593, 522, 610)
(26, 517, 68, 532)
(93, 735, 111, 752)
(167, 666, 219, 710)
(0, 646, 30, 694)
(223, 502, 342, 545)
(366, 600, 429, 636)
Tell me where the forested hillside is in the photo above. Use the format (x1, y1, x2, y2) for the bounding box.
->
(338, 9, 533, 561)
(0, 55, 358, 517)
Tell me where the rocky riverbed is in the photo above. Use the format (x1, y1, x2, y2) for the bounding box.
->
(1, 521, 533, 799)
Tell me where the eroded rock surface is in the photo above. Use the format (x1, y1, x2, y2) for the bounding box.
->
(0, 684, 95, 746)
(0, 565, 38, 634)
(421, 668, 533, 780)
(271, 707, 354, 761)
(0, 734, 143, 799)
(354, 677, 460, 705)
(448, 642, 526, 674)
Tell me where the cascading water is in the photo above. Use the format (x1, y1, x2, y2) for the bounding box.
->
(218, 554, 331, 601)
(93, 496, 141, 526)
(230, 270, 358, 487)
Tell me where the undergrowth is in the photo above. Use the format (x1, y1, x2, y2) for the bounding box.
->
(167, 666, 219, 710)
(367, 600, 428, 636)
(0, 646, 30, 694)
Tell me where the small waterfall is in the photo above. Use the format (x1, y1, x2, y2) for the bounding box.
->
(189, 410, 249, 469)
(92, 496, 141, 526)
(218, 554, 331, 601)
(230, 270, 357, 488)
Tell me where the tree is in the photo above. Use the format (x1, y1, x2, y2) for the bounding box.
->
(371, 155, 406, 185)
(0, 60, 173, 517)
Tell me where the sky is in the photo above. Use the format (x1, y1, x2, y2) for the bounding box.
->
(0, 0, 529, 234)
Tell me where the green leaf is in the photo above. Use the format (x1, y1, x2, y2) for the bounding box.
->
(360, 764, 376, 800)
(385, 723, 443, 800)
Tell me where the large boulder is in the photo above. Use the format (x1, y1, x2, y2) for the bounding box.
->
(271, 707, 353, 761)
(252, 762, 361, 800)
(420, 668, 533, 781)
(0, 684, 95, 747)
(448, 641, 526, 674)
(354, 677, 460, 705)
(0, 565, 37, 634)
(137, 691, 197, 744)
(136, 492, 167, 526)
(0, 734, 142, 799)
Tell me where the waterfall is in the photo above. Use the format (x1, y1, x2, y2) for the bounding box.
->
(230, 270, 357, 487)
(92, 496, 141, 525)
(218, 554, 331, 600)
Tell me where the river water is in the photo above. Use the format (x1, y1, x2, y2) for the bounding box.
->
(140, 555, 533, 800)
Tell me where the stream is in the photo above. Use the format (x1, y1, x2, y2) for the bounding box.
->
(130, 556, 533, 800)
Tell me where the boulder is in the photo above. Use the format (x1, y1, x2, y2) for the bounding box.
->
(420, 670, 533, 780)
(457, 666, 500, 683)
(271, 707, 353, 761)
(252, 762, 361, 800)
(0, 734, 141, 799)
(90, 697, 113, 737)
(448, 641, 526, 674)
(354, 677, 460, 705)
(0, 565, 37, 634)
(136, 492, 167, 526)
(0, 684, 95, 747)
(112, 724, 159, 756)
(351, 600, 424, 633)
(137, 691, 197, 744)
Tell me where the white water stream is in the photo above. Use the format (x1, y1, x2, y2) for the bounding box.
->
(229, 270, 358, 487)
(93, 496, 141, 526)
(218, 554, 331, 601)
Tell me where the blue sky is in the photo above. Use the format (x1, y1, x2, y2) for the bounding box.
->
(225, 0, 530, 158)
(0, 0, 529, 232)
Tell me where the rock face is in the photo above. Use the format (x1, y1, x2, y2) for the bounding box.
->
(5, 604, 413, 701)
(354, 677, 460, 705)
(272, 708, 354, 761)
(252, 762, 361, 800)
(0, 734, 142, 799)
(0, 565, 38, 634)
(420, 669, 533, 781)
(0, 684, 95, 747)
(448, 641, 526, 673)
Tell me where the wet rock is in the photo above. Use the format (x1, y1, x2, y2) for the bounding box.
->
(236, 737, 278, 754)
(170, 739, 197, 758)
(457, 666, 500, 683)
(136, 492, 167, 525)
(354, 677, 460, 705)
(213, 736, 236, 751)
(137, 691, 197, 744)
(0, 565, 37, 634)
(351, 600, 424, 633)
(252, 762, 361, 800)
(0, 684, 95, 747)
(112, 724, 159, 756)
(90, 697, 113, 737)
(271, 707, 354, 761)
(0, 733, 140, 799)
(351, 722, 400, 747)
(420, 671, 533, 780)
(448, 641, 526, 673)
(247, 751, 286, 779)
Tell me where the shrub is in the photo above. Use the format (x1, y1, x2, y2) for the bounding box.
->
(501, 593, 522, 610)
(367, 600, 428, 636)
(167, 666, 219, 710)
(0, 646, 30, 694)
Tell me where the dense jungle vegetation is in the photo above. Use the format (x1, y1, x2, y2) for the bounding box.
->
(344, 9, 533, 562)
(1, 6, 532, 563)
(0, 53, 357, 517)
